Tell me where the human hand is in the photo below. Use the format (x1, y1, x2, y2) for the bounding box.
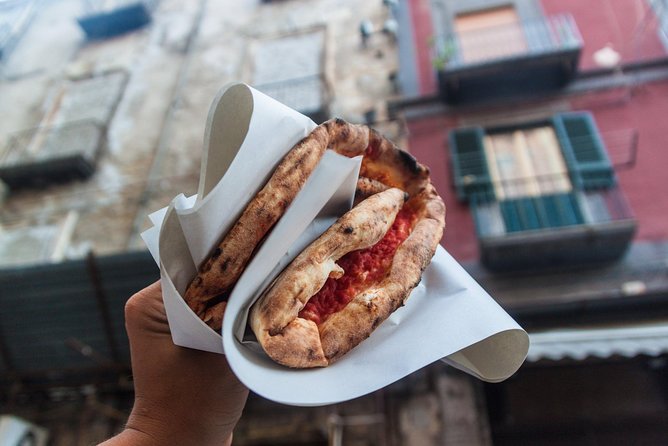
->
(101, 281, 248, 446)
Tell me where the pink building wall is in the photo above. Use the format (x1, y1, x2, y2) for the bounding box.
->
(540, 0, 667, 70)
(403, 0, 668, 263)
(408, 82, 668, 262)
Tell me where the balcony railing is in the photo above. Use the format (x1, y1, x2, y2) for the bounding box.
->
(434, 13, 582, 71)
(471, 179, 635, 238)
(450, 121, 637, 201)
(434, 14, 583, 103)
(468, 174, 636, 271)
(0, 119, 106, 188)
(254, 74, 331, 124)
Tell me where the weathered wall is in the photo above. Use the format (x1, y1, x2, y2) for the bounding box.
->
(0, 0, 400, 262)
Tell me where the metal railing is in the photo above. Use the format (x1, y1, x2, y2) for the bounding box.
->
(452, 127, 638, 196)
(253, 74, 330, 121)
(1, 119, 105, 167)
(433, 13, 582, 70)
(469, 174, 635, 238)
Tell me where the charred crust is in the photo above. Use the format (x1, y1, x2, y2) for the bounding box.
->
(220, 258, 230, 272)
(211, 247, 222, 259)
(204, 291, 229, 309)
(397, 149, 422, 175)
(372, 316, 382, 329)
(343, 226, 354, 234)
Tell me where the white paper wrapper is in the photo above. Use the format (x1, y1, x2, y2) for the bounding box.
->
(141, 83, 529, 406)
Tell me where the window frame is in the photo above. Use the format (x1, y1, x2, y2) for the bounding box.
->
(448, 112, 617, 236)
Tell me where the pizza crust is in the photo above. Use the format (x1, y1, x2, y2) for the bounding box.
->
(250, 188, 407, 368)
(184, 119, 369, 330)
(250, 120, 445, 368)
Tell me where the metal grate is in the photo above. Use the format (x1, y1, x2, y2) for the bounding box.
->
(254, 74, 330, 124)
(0, 120, 106, 188)
(471, 177, 635, 238)
(433, 13, 583, 70)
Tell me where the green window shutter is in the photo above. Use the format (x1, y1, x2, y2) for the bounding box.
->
(537, 193, 585, 227)
(498, 193, 585, 233)
(552, 112, 615, 189)
(500, 198, 541, 232)
(448, 126, 493, 201)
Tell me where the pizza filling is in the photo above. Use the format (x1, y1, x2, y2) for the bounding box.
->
(299, 206, 416, 326)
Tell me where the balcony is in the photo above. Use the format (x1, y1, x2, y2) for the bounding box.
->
(254, 74, 331, 124)
(0, 120, 106, 188)
(448, 113, 638, 271)
(434, 14, 582, 104)
(471, 180, 637, 272)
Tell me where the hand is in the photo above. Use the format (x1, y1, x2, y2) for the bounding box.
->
(101, 281, 248, 446)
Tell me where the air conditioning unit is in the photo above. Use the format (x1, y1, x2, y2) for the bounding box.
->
(0, 415, 49, 446)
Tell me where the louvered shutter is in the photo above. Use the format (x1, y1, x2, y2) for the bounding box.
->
(447, 126, 493, 201)
(553, 112, 615, 189)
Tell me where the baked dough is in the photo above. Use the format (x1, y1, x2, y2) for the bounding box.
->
(250, 124, 445, 367)
(184, 119, 368, 330)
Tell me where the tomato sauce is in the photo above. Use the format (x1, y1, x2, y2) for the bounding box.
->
(299, 208, 415, 326)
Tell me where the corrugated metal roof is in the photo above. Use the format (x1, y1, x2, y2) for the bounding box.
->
(527, 322, 668, 362)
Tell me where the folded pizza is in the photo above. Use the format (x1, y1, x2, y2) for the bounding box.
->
(183, 119, 369, 330)
(250, 123, 445, 368)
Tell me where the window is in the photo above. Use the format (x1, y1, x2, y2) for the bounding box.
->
(0, 71, 127, 188)
(450, 112, 615, 198)
(454, 6, 528, 64)
(450, 112, 617, 233)
(483, 126, 571, 200)
(251, 29, 330, 123)
(449, 112, 634, 270)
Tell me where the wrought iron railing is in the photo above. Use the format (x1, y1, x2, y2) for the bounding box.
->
(1, 119, 105, 167)
(451, 127, 638, 198)
(433, 13, 582, 70)
(253, 74, 330, 122)
(469, 173, 635, 239)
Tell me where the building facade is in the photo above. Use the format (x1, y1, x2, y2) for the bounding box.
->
(395, 0, 668, 443)
(2, 0, 668, 444)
